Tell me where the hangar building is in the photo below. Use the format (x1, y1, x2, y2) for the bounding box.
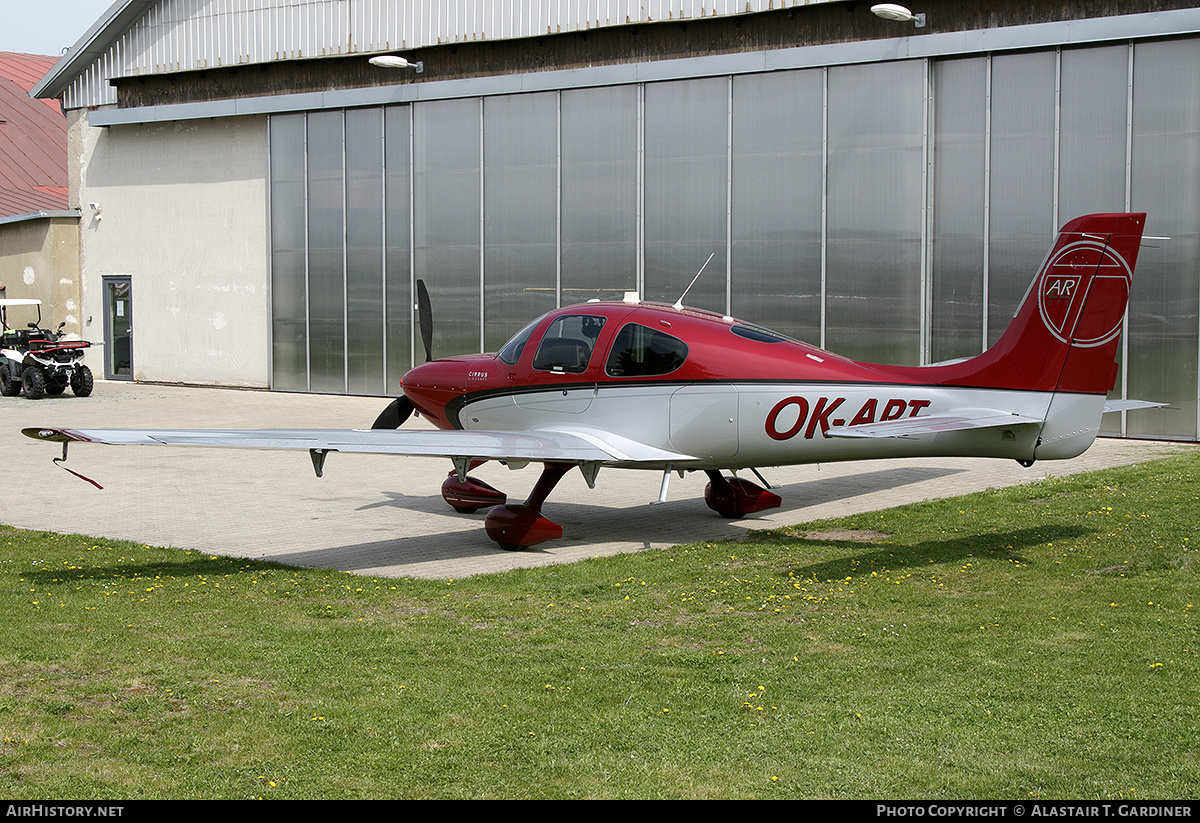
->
(26, 0, 1200, 441)
(0, 52, 77, 323)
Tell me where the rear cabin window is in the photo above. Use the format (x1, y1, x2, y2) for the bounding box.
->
(605, 323, 688, 377)
(531, 315, 607, 374)
(730, 324, 795, 343)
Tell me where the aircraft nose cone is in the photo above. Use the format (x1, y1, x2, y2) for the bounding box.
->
(399, 357, 486, 429)
(402, 358, 460, 392)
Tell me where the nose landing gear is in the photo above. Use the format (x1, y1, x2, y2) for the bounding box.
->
(484, 462, 574, 551)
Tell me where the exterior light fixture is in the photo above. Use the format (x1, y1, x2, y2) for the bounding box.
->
(368, 55, 424, 73)
(870, 4, 926, 28)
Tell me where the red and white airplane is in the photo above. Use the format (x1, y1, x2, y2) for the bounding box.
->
(24, 212, 1157, 551)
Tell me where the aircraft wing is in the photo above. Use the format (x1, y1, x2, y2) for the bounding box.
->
(20, 426, 694, 465)
(830, 398, 1164, 440)
(828, 408, 1045, 439)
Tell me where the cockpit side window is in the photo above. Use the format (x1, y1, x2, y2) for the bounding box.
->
(531, 315, 607, 374)
(604, 323, 688, 378)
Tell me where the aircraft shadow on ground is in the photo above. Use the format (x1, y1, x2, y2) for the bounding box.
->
(778, 523, 1092, 584)
(257, 465, 968, 573)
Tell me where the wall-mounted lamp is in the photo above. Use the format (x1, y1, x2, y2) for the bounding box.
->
(369, 55, 424, 73)
(871, 3, 926, 28)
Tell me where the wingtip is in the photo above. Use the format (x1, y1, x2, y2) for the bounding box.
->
(22, 427, 79, 443)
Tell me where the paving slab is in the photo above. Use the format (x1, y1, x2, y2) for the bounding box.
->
(1, 381, 1191, 579)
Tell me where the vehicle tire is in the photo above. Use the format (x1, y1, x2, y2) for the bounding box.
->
(71, 366, 94, 398)
(0, 365, 19, 397)
(22, 367, 47, 400)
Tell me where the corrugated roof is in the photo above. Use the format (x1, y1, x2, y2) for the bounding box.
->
(0, 52, 70, 220)
(0, 53, 61, 103)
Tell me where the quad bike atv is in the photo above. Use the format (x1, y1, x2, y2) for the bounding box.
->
(0, 299, 94, 399)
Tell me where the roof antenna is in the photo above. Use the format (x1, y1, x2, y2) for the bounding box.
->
(674, 252, 715, 311)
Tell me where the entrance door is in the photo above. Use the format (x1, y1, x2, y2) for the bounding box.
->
(103, 277, 132, 380)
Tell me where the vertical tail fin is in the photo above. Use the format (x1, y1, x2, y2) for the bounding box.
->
(941, 213, 1146, 394)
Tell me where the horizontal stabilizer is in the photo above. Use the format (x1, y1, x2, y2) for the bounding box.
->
(829, 408, 1044, 439)
(1101, 399, 1166, 413)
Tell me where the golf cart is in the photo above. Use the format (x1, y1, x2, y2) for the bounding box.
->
(0, 299, 94, 399)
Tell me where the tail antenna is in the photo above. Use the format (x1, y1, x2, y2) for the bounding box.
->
(673, 252, 716, 311)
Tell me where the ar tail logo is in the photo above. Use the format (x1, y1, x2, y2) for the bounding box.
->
(1044, 276, 1079, 298)
(1037, 240, 1133, 347)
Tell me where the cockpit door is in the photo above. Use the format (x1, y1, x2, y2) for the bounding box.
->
(512, 313, 608, 414)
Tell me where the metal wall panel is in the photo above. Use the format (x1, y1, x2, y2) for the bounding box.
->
(62, 0, 822, 109)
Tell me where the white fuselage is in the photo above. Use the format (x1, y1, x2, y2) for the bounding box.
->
(456, 381, 1105, 471)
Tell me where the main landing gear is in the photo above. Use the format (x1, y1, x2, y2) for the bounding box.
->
(483, 463, 574, 551)
(702, 470, 781, 518)
(438, 461, 573, 551)
(442, 462, 782, 551)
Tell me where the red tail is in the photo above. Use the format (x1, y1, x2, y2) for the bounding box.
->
(936, 213, 1146, 394)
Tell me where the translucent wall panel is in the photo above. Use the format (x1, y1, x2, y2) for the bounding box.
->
(306, 110, 346, 393)
(731, 69, 823, 343)
(1059, 46, 1129, 218)
(1129, 39, 1200, 439)
(1059, 45, 1130, 433)
(561, 85, 638, 302)
(269, 113, 308, 391)
(483, 93, 559, 352)
(930, 57, 987, 363)
(988, 51, 1056, 345)
(826, 61, 925, 364)
(644, 77, 729, 314)
(345, 108, 384, 395)
(263, 39, 1200, 442)
(414, 98, 482, 357)
(384, 106, 412, 390)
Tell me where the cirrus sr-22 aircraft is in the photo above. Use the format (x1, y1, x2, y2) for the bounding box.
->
(24, 212, 1159, 551)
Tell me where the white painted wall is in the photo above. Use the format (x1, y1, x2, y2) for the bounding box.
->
(78, 112, 270, 386)
(0, 218, 80, 330)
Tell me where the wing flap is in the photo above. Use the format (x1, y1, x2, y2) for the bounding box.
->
(828, 408, 1044, 439)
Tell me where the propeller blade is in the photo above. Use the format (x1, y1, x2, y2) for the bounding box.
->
(417, 279, 433, 363)
(371, 396, 415, 430)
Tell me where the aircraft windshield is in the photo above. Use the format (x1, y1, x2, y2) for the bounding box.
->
(497, 315, 547, 365)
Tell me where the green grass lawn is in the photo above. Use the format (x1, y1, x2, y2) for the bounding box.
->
(2, 451, 1197, 799)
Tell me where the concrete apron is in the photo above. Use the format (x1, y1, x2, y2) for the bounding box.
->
(2, 381, 1190, 579)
